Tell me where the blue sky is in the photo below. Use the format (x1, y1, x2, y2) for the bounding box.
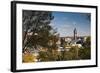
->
(50, 12, 91, 37)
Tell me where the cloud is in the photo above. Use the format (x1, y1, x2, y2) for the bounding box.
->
(56, 24, 74, 37)
(49, 21, 75, 37)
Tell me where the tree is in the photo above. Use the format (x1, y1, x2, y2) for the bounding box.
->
(22, 10, 54, 52)
(83, 36, 91, 48)
(79, 36, 91, 59)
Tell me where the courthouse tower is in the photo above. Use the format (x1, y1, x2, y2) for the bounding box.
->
(73, 28, 77, 40)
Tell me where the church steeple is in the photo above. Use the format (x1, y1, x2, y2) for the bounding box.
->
(74, 28, 77, 40)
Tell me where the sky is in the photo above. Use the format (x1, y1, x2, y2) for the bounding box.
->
(49, 11, 91, 37)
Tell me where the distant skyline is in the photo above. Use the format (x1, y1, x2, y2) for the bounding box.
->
(50, 11, 91, 37)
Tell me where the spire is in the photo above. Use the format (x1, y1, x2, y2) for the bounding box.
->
(74, 28, 77, 34)
(74, 28, 77, 40)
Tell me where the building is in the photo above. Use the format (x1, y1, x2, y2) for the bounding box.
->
(57, 27, 89, 48)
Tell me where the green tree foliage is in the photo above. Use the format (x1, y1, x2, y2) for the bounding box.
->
(22, 10, 54, 52)
(79, 36, 91, 59)
(79, 48, 91, 59)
